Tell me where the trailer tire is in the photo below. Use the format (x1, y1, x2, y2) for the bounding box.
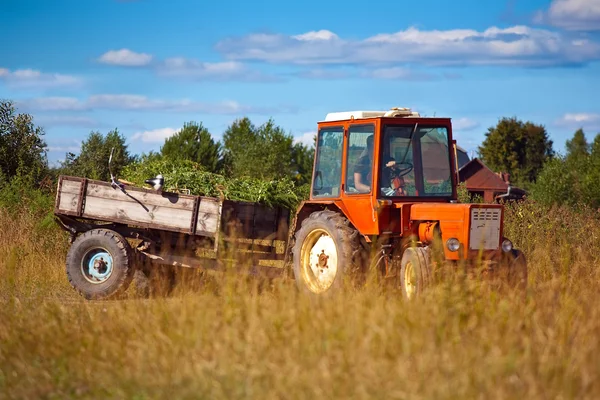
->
(399, 246, 431, 300)
(66, 229, 134, 300)
(292, 210, 364, 296)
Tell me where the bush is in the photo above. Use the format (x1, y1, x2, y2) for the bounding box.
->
(531, 155, 600, 210)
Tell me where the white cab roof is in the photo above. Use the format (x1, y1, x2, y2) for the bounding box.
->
(324, 107, 421, 122)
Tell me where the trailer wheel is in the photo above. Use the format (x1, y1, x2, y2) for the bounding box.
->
(399, 246, 431, 300)
(66, 229, 134, 300)
(292, 210, 364, 296)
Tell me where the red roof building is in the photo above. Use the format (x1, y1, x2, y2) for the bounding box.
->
(458, 158, 526, 203)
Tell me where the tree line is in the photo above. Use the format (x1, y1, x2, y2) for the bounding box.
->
(57, 118, 315, 187)
(1, 98, 599, 209)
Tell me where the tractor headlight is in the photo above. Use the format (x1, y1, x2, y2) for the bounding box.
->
(446, 238, 460, 252)
(502, 239, 513, 253)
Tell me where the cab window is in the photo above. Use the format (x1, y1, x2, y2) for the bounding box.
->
(312, 126, 344, 198)
(345, 124, 375, 194)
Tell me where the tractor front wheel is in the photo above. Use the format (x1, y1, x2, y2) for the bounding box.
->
(292, 210, 364, 296)
(506, 249, 528, 291)
(399, 246, 432, 300)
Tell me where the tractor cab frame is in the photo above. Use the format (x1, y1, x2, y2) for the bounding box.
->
(309, 108, 459, 237)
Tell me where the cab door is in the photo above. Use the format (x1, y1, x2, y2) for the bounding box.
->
(340, 123, 379, 235)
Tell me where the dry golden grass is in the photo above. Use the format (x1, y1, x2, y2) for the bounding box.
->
(1, 201, 600, 399)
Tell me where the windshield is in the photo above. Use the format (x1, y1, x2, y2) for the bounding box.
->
(379, 125, 453, 197)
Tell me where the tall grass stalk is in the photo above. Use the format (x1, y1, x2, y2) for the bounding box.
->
(1, 201, 600, 399)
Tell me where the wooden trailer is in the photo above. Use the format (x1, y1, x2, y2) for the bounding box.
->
(54, 175, 292, 283)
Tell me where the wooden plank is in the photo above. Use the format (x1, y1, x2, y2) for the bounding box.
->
(85, 183, 196, 211)
(60, 179, 83, 195)
(58, 192, 80, 213)
(198, 198, 220, 214)
(82, 196, 195, 231)
(195, 198, 220, 234)
(196, 212, 219, 235)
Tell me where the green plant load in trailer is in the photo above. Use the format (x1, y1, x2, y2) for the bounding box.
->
(54, 175, 291, 299)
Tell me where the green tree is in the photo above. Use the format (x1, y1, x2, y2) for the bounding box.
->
(532, 130, 600, 209)
(160, 121, 221, 173)
(478, 117, 554, 187)
(0, 100, 48, 185)
(291, 142, 315, 186)
(565, 128, 590, 160)
(60, 128, 133, 181)
(222, 117, 303, 181)
(589, 133, 600, 160)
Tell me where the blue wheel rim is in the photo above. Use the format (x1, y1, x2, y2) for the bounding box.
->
(81, 248, 114, 284)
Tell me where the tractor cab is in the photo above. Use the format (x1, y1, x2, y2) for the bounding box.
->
(310, 107, 459, 235)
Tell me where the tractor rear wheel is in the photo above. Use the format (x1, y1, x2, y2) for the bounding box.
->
(399, 246, 432, 300)
(292, 210, 364, 296)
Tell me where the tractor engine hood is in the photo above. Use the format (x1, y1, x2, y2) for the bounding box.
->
(409, 203, 505, 260)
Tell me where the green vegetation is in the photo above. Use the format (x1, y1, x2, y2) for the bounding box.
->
(160, 121, 222, 173)
(59, 128, 134, 182)
(0, 100, 48, 186)
(531, 128, 600, 209)
(477, 116, 554, 189)
(221, 117, 314, 185)
(121, 155, 309, 209)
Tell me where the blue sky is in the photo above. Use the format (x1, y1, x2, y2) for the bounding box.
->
(1, 0, 599, 165)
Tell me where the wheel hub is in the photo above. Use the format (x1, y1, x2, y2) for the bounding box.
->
(301, 229, 338, 293)
(317, 250, 329, 268)
(82, 249, 114, 284)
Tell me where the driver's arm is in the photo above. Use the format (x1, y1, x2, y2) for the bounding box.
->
(354, 172, 370, 193)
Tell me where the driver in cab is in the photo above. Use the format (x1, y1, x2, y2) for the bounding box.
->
(353, 135, 407, 196)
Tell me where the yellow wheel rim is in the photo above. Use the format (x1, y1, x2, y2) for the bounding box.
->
(300, 228, 338, 294)
(404, 261, 417, 299)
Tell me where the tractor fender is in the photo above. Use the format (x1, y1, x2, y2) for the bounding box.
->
(291, 200, 351, 235)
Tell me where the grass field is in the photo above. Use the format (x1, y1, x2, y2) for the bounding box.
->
(1, 200, 600, 399)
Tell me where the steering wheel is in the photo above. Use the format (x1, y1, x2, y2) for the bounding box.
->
(387, 161, 413, 178)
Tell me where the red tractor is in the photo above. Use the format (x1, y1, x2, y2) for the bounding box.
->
(289, 107, 527, 298)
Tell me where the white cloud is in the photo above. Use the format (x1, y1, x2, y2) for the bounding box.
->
(452, 117, 480, 131)
(131, 127, 179, 143)
(295, 69, 351, 79)
(0, 68, 81, 88)
(292, 30, 339, 41)
(555, 112, 600, 129)
(47, 145, 81, 153)
(17, 94, 295, 115)
(362, 67, 437, 80)
(156, 58, 273, 81)
(19, 97, 87, 111)
(98, 49, 153, 66)
(96, 50, 276, 81)
(535, 0, 600, 31)
(294, 131, 316, 147)
(215, 25, 600, 67)
(36, 115, 99, 128)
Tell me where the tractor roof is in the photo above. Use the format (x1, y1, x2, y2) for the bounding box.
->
(321, 107, 453, 123)
(323, 107, 420, 122)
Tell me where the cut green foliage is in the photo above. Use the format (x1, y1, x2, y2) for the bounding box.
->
(122, 154, 309, 210)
